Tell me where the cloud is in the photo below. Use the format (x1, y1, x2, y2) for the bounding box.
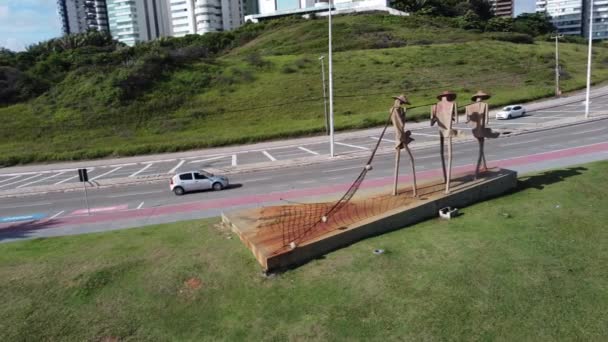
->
(0, 1, 61, 51)
(0, 6, 9, 18)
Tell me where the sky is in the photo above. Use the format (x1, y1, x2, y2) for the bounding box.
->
(0, 0, 62, 51)
(0, 0, 538, 52)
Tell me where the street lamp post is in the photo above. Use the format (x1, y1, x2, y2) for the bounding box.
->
(585, 0, 594, 118)
(551, 33, 563, 97)
(327, 0, 335, 157)
(319, 56, 329, 135)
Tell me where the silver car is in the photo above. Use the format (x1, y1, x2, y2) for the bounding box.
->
(495, 105, 526, 120)
(170, 170, 229, 195)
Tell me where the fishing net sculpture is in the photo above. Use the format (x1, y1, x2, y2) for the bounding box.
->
(261, 96, 437, 254)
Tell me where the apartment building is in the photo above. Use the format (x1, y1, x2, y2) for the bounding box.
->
(536, 0, 608, 39)
(106, 0, 172, 45)
(489, 0, 514, 17)
(57, 0, 110, 35)
(247, 0, 406, 22)
(169, 0, 244, 37)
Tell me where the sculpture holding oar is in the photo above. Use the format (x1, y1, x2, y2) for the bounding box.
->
(390, 95, 417, 197)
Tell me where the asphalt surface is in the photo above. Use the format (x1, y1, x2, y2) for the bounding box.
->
(1, 89, 608, 191)
(1, 86, 608, 241)
(1, 114, 608, 242)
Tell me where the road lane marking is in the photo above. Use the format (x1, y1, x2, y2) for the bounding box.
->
(500, 139, 541, 147)
(568, 127, 606, 135)
(168, 160, 185, 174)
(0, 174, 41, 189)
(55, 175, 78, 185)
(0, 175, 21, 184)
(244, 177, 272, 182)
(370, 136, 396, 143)
(107, 190, 164, 198)
(90, 166, 122, 181)
(335, 142, 369, 150)
(298, 147, 320, 155)
(0, 202, 52, 209)
(411, 132, 436, 137)
(71, 205, 129, 216)
(232, 155, 237, 166)
(17, 171, 67, 188)
(262, 151, 277, 161)
(137, 202, 144, 210)
(323, 166, 363, 173)
(50, 211, 65, 219)
(109, 162, 137, 167)
(129, 163, 153, 177)
(188, 156, 227, 164)
(491, 122, 532, 125)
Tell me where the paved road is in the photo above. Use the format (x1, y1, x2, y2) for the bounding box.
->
(1, 116, 607, 242)
(1, 88, 608, 192)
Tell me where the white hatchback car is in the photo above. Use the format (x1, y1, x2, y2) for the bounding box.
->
(170, 170, 229, 196)
(495, 105, 526, 120)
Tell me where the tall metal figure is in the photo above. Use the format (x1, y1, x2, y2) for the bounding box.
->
(391, 95, 417, 197)
(465, 90, 500, 179)
(431, 91, 459, 194)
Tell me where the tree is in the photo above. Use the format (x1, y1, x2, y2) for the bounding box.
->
(457, 10, 485, 30)
(512, 13, 555, 36)
(486, 16, 515, 32)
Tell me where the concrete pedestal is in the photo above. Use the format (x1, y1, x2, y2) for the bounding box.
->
(222, 168, 517, 272)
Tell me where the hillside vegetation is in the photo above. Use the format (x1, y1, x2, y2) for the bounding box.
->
(1, 14, 608, 165)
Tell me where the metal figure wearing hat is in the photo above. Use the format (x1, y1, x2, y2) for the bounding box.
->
(431, 91, 459, 194)
(465, 90, 500, 179)
(390, 95, 417, 196)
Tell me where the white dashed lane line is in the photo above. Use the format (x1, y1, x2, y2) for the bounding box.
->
(0, 175, 21, 184)
(262, 151, 277, 161)
(188, 156, 227, 164)
(90, 166, 122, 181)
(0, 174, 41, 189)
(17, 171, 67, 188)
(168, 160, 185, 174)
(298, 147, 320, 155)
(335, 142, 370, 150)
(129, 163, 153, 177)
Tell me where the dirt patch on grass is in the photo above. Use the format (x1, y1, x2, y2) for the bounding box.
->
(184, 277, 202, 290)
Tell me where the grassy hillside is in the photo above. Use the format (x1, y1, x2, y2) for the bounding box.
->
(1, 161, 607, 340)
(1, 14, 607, 165)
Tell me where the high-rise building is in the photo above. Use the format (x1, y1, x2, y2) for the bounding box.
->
(536, 0, 608, 39)
(169, 0, 244, 37)
(106, 0, 171, 46)
(247, 0, 406, 22)
(489, 0, 514, 17)
(57, 0, 110, 35)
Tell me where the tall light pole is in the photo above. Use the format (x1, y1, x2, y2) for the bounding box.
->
(327, 0, 335, 157)
(585, 0, 594, 119)
(552, 33, 563, 97)
(319, 55, 329, 135)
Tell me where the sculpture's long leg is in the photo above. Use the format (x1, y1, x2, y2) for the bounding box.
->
(446, 136, 453, 194)
(393, 149, 400, 196)
(405, 145, 417, 197)
(440, 134, 446, 183)
(475, 137, 483, 179)
(481, 138, 488, 170)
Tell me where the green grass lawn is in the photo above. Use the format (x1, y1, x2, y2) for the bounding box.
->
(1, 161, 607, 340)
(2, 14, 608, 165)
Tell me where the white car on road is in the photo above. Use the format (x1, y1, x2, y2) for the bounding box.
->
(495, 105, 526, 120)
(170, 170, 229, 195)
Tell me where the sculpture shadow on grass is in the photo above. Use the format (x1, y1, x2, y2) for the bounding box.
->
(517, 166, 588, 191)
